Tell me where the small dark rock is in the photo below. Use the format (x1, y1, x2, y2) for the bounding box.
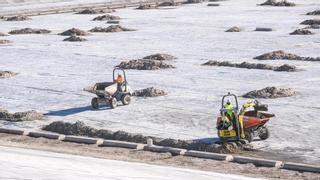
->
(225, 27, 241, 32)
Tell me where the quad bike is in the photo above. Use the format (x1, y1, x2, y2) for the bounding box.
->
(216, 93, 275, 143)
(84, 68, 132, 109)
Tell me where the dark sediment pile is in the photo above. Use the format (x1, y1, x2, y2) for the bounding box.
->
(202, 60, 297, 72)
(89, 25, 135, 33)
(0, 109, 44, 122)
(306, 10, 320, 15)
(259, 0, 295, 6)
(255, 27, 273, 31)
(0, 71, 17, 78)
(107, 20, 120, 24)
(92, 14, 120, 21)
(5, 15, 31, 21)
(243, 87, 297, 98)
(254, 50, 320, 62)
(143, 53, 176, 61)
(225, 27, 241, 32)
(9, 28, 51, 35)
(300, 19, 320, 25)
(0, 40, 12, 44)
(63, 35, 87, 42)
(136, 4, 157, 10)
(289, 29, 313, 35)
(58, 28, 90, 36)
(132, 87, 168, 97)
(43, 121, 253, 153)
(186, 0, 206, 3)
(207, 3, 220, 6)
(76, 8, 115, 14)
(116, 59, 175, 70)
(157, 1, 180, 7)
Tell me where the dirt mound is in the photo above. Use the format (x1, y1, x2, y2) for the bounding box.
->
(76, 8, 115, 14)
(207, 3, 220, 6)
(143, 53, 176, 61)
(202, 60, 297, 72)
(63, 35, 87, 42)
(0, 71, 17, 78)
(0, 40, 12, 45)
(157, 1, 180, 7)
(43, 121, 254, 153)
(89, 25, 135, 33)
(0, 32, 8, 36)
(300, 19, 320, 25)
(5, 15, 31, 21)
(254, 50, 301, 60)
(116, 59, 175, 70)
(59, 28, 90, 36)
(259, 0, 295, 6)
(243, 87, 297, 98)
(132, 87, 168, 97)
(107, 20, 120, 24)
(255, 27, 273, 31)
(92, 14, 120, 21)
(254, 50, 320, 61)
(290, 29, 313, 35)
(0, 109, 44, 122)
(9, 28, 51, 35)
(225, 27, 241, 32)
(306, 10, 320, 15)
(136, 4, 157, 10)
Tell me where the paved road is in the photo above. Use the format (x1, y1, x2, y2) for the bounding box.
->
(0, 146, 258, 180)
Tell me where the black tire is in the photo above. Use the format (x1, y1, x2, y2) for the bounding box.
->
(259, 127, 270, 140)
(109, 97, 118, 109)
(121, 94, 131, 105)
(244, 131, 253, 143)
(91, 97, 99, 109)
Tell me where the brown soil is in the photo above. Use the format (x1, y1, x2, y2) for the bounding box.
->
(0, 40, 12, 44)
(202, 60, 297, 72)
(0, 134, 319, 179)
(92, 14, 120, 21)
(132, 87, 168, 97)
(0, 70, 16, 77)
(42, 121, 253, 154)
(58, 28, 90, 36)
(9, 28, 51, 35)
(76, 8, 115, 14)
(259, 0, 295, 6)
(143, 53, 176, 61)
(63, 35, 87, 42)
(0, 109, 44, 122)
(225, 27, 241, 32)
(89, 25, 135, 33)
(5, 15, 31, 21)
(243, 87, 297, 99)
(116, 59, 175, 70)
(290, 29, 313, 35)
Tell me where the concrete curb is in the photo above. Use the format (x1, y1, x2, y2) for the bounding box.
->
(282, 162, 320, 173)
(101, 140, 145, 150)
(144, 145, 187, 155)
(0, 127, 319, 173)
(28, 131, 61, 140)
(63, 135, 98, 144)
(233, 156, 283, 168)
(184, 150, 233, 161)
(0, 128, 25, 135)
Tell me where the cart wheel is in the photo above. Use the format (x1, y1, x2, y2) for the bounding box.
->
(109, 98, 118, 109)
(91, 97, 99, 109)
(259, 127, 270, 140)
(244, 131, 253, 143)
(121, 94, 131, 105)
